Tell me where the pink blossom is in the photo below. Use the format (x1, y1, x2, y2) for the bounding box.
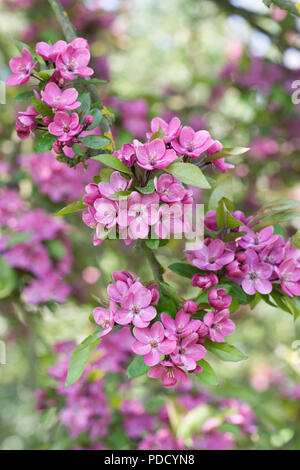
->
(171, 333, 206, 371)
(48, 111, 82, 142)
(94, 198, 118, 229)
(114, 282, 157, 327)
(132, 322, 176, 366)
(187, 239, 234, 271)
(275, 258, 300, 297)
(154, 174, 188, 203)
(161, 310, 201, 340)
(204, 210, 218, 232)
(208, 288, 232, 310)
(6, 48, 37, 86)
(147, 360, 188, 387)
(171, 126, 214, 158)
(36, 40, 67, 62)
(114, 143, 136, 167)
(148, 116, 181, 143)
(107, 273, 134, 303)
(191, 273, 219, 291)
(182, 300, 198, 314)
(93, 301, 116, 337)
(118, 192, 159, 239)
(155, 202, 191, 239)
(204, 309, 235, 342)
(241, 249, 272, 295)
(83, 183, 101, 205)
(41, 83, 80, 110)
(98, 171, 131, 198)
(23, 274, 70, 305)
(136, 139, 177, 170)
(238, 225, 279, 252)
(16, 104, 38, 139)
(56, 45, 93, 80)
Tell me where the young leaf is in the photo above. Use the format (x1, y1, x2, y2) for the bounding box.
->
(54, 200, 86, 216)
(165, 162, 210, 189)
(126, 355, 150, 379)
(87, 108, 103, 130)
(208, 173, 233, 210)
(136, 179, 155, 194)
(92, 154, 132, 174)
(33, 134, 57, 154)
(109, 191, 131, 199)
(145, 239, 160, 250)
(32, 97, 54, 118)
(168, 262, 206, 279)
(80, 135, 110, 150)
(0, 256, 16, 299)
(205, 340, 248, 362)
(196, 359, 218, 386)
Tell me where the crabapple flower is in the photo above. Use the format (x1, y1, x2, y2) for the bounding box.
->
(183, 300, 198, 314)
(6, 48, 37, 86)
(208, 288, 232, 310)
(16, 105, 38, 139)
(155, 202, 190, 239)
(191, 273, 219, 291)
(41, 83, 80, 110)
(171, 126, 214, 158)
(98, 171, 131, 199)
(187, 239, 234, 271)
(114, 143, 136, 167)
(48, 111, 82, 142)
(241, 249, 272, 295)
(171, 333, 206, 371)
(94, 198, 118, 229)
(275, 259, 300, 297)
(118, 192, 159, 239)
(114, 283, 157, 327)
(161, 311, 201, 340)
(93, 301, 116, 337)
(107, 272, 135, 303)
(203, 309, 235, 342)
(148, 116, 181, 143)
(132, 322, 176, 366)
(36, 40, 67, 62)
(238, 226, 279, 252)
(136, 139, 177, 170)
(154, 174, 189, 203)
(147, 360, 188, 387)
(56, 45, 94, 80)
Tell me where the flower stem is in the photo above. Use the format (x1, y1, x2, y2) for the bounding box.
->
(139, 240, 165, 283)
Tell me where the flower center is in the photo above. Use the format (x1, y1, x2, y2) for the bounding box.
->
(249, 272, 258, 281)
(131, 304, 141, 315)
(149, 339, 158, 349)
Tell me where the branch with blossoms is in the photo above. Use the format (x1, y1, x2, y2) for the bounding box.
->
(5, 0, 300, 389)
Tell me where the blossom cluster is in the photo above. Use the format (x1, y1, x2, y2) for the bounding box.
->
(188, 210, 300, 298)
(0, 188, 72, 305)
(5, 38, 105, 159)
(93, 270, 235, 387)
(36, 336, 257, 450)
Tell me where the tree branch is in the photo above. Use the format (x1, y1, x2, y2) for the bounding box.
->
(140, 241, 165, 283)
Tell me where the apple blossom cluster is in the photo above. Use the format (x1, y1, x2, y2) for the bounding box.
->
(0, 188, 72, 305)
(36, 337, 257, 450)
(5, 38, 108, 161)
(92, 270, 235, 387)
(187, 209, 300, 299)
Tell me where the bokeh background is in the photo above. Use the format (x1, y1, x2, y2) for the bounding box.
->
(0, 0, 299, 450)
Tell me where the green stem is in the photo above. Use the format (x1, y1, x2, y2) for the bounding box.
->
(140, 240, 165, 283)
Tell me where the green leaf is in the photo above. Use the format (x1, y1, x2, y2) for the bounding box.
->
(204, 146, 249, 163)
(109, 191, 131, 199)
(290, 229, 300, 250)
(86, 108, 103, 130)
(65, 330, 102, 387)
(75, 78, 107, 85)
(165, 162, 210, 189)
(80, 135, 110, 150)
(196, 359, 218, 386)
(92, 154, 132, 174)
(33, 134, 57, 154)
(145, 239, 160, 250)
(72, 144, 85, 156)
(54, 200, 86, 216)
(46, 240, 66, 259)
(126, 355, 150, 379)
(168, 262, 205, 279)
(226, 281, 252, 305)
(136, 179, 155, 194)
(209, 174, 233, 210)
(205, 340, 248, 362)
(250, 199, 300, 226)
(149, 125, 164, 141)
(77, 92, 91, 116)
(0, 257, 16, 299)
(32, 97, 54, 118)
(156, 284, 178, 317)
(177, 405, 213, 439)
(6, 231, 33, 247)
(15, 90, 34, 102)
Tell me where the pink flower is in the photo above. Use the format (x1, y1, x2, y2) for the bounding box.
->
(171, 126, 214, 158)
(147, 360, 188, 387)
(6, 48, 37, 86)
(94, 198, 118, 229)
(182, 300, 198, 314)
(241, 249, 272, 295)
(118, 192, 159, 239)
(136, 139, 177, 170)
(191, 273, 219, 291)
(16, 104, 38, 139)
(275, 259, 300, 297)
(208, 288, 232, 310)
(41, 83, 80, 110)
(93, 301, 116, 337)
(114, 143, 136, 167)
(56, 45, 93, 80)
(36, 40, 67, 62)
(107, 273, 134, 303)
(204, 309, 235, 342)
(149, 116, 181, 143)
(155, 202, 190, 239)
(207, 140, 234, 173)
(154, 174, 187, 203)
(171, 333, 206, 371)
(161, 310, 201, 340)
(98, 171, 131, 199)
(226, 252, 249, 279)
(48, 111, 82, 142)
(83, 183, 101, 205)
(238, 226, 278, 252)
(132, 322, 176, 366)
(114, 282, 157, 327)
(188, 239, 234, 271)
